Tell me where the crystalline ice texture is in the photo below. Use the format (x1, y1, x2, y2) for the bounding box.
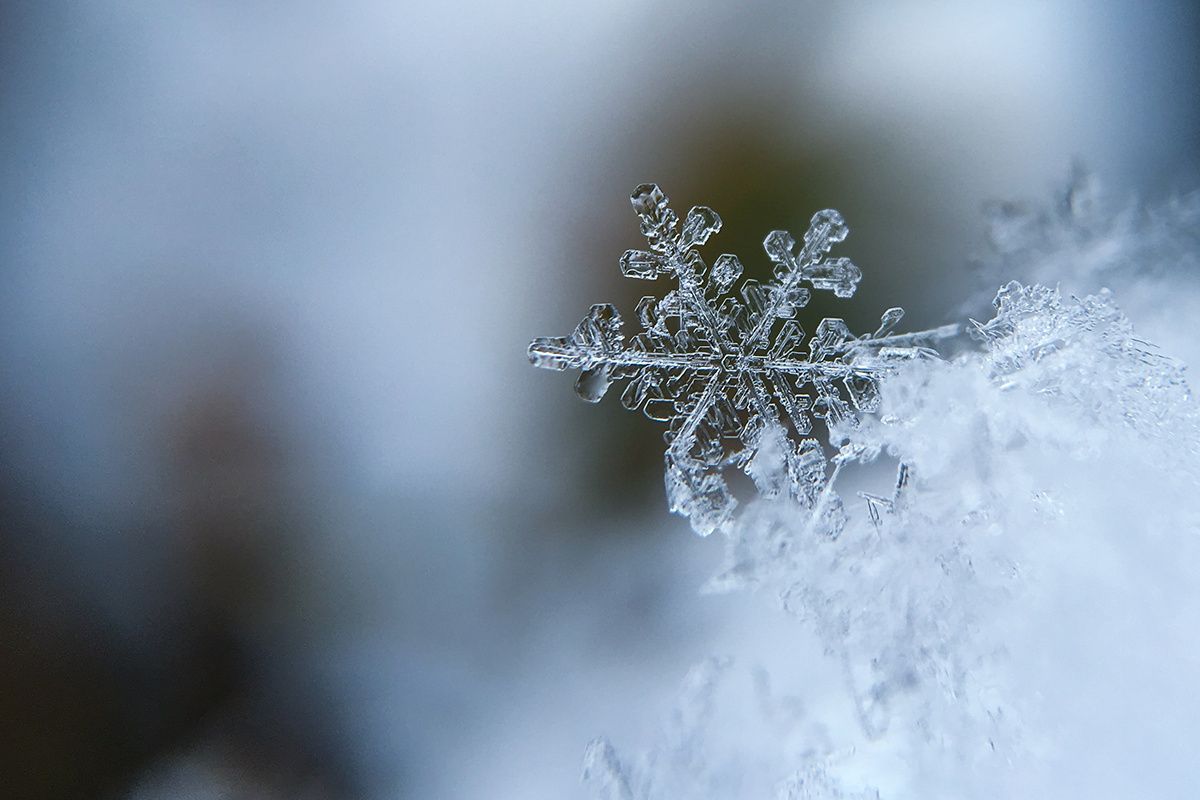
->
(970, 280, 1191, 435)
(530, 184, 958, 535)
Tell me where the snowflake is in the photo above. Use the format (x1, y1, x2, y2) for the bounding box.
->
(529, 184, 957, 535)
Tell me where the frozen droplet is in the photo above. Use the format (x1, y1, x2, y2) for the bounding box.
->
(630, 182, 667, 218)
(575, 365, 613, 402)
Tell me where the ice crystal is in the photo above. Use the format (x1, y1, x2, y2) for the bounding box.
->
(529, 184, 957, 535)
(971, 281, 1191, 435)
(585, 276, 1200, 800)
(703, 280, 1200, 797)
(968, 166, 1200, 320)
(561, 178, 1200, 800)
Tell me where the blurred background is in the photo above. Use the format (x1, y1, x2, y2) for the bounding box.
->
(1, 1, 1198, 797)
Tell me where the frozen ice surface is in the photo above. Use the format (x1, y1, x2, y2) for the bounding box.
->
(529, 184, 957, 536)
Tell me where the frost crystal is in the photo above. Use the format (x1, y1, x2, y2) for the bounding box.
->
(555, 177, 1200, 800)
(970, 281, 1194, 458)
(968, 166, 1200, 319)
(529, 184, 957, 534)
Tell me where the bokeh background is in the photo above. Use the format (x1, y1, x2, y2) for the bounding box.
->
(1, 1, 1198, 797)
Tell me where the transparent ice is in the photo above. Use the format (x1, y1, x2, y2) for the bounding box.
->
(529, 184, 957, 536)
(529, 178, 1200, 798)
